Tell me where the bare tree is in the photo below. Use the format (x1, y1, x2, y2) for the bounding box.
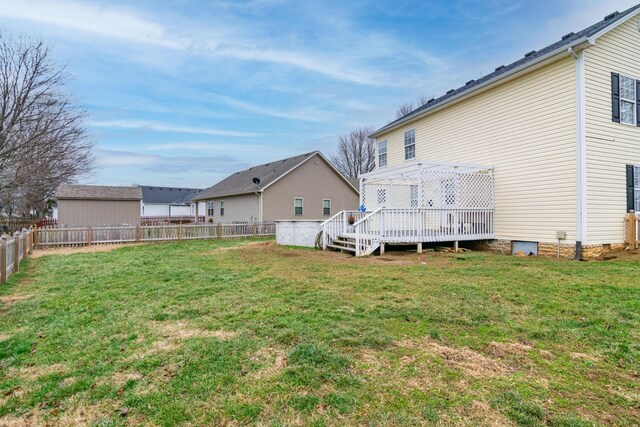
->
(395, 102, 414, 119)
(0, 31, 93, 216)
(395, 95, 432, 119)
(330, 126, 376, 178)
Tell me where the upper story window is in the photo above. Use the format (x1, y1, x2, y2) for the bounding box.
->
(294, 197, 303, 215)
(220, 200, 225, 216)
(404, 129, 416, 160)
(620, 75, 636, 125)
(612, 72, 638, 126)
(207, 201, 215, 216)
(378, 140, 387, 167)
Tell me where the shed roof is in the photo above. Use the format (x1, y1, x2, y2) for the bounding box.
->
(55, 184, 142, 201)
(140, 186, 202, 205)
(372, 3, 640, 137)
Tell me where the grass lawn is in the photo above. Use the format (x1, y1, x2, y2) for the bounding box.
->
(0, 239, 638, 426)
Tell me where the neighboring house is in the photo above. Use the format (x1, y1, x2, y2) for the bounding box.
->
(55, 184, 142, 226)
(194, 151, 359, 222)
(139, 186, 205, 217)
(323, 5, 640, 257)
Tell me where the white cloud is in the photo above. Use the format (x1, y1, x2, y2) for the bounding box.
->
(0, 0, 186, 48)
(88, 120, 262, 137)
(208, 94, 333, 122)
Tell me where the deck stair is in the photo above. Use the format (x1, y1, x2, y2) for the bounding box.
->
(326, 235, 357, 253)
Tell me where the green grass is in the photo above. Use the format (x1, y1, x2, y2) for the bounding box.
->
(0, 239, 638, 426)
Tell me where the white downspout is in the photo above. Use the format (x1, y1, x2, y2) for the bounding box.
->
(570, 47, 587, 259)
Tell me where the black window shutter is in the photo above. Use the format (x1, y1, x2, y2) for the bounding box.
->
(636, 80, 640, 126)
(612, 72, 620, 123)
(627, 164, 635, 212)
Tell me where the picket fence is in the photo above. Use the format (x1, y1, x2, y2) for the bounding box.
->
(34, 221, 276, 247)
(1, 228, 35, 284)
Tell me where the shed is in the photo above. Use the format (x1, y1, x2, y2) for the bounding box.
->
(55, 184, 142, 226)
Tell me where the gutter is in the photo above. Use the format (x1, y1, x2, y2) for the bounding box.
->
(370, 37, 591, 138)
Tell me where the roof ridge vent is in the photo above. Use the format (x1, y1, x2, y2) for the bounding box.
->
(604, 11, 619, 21)
(465, 79, 475, 85)
(524, 50, 536, 57)
(561, 32, 575, 40)
(427, 98, 435, 104)
(446, 89, 455, 94)
(495, 65, 505, 72)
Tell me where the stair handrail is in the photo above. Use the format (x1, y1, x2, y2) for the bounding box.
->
(353, 208, 383, 256)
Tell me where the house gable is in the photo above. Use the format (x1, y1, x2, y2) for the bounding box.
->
(262, 153, 359, 220)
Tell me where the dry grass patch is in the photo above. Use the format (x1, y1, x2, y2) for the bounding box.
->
(397, 337, 512, 378)
(248, 346, 288, 380)
(152, 320, 237, 341)
(0, 294, 32, 307)
(453, 401, 514, 426)
(8, 363, 67, 382)
(486, 341, 533, 358)
(30, 243, 142, 259)
(569, 352, 601, 363)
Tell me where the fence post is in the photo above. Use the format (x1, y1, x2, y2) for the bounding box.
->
(29, 226, 34, 252)
(87, 225, 92, 246)
(179, 223, 182, 240)
(253, 222, 257, 237)
(22, 229, 27, 260)
(0, 235, 7, 284)
(13, 232, 19, 274)
(217, 222, 222, 239)
(136, 223, 140, 242)
(34, 225, 38, 248)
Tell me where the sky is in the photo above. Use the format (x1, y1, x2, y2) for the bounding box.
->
(0, 0, 638, 189)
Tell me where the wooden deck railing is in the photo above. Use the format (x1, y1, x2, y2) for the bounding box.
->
(1, 228, 35, 284)
(34, 222, 276, 247)
(626, 213, 639, 249)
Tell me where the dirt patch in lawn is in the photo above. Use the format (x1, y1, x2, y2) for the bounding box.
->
(31, 243, 142, 258)
(206, 240, 275, 254)
(397, 337, 512, 378)
(248, 346, 288, 380)
(152, 320, 236, 341)
(0, 294, 32, 306)
(8, 363, 67, 382)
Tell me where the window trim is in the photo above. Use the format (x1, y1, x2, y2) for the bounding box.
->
(207, 201, 215, 217)
(377, 140, 388, 168)
(294, 197, 303, 216)
(219, 200, 225, 216)
(322, 199, 331, 216)
(404, 129, 416, 161)
(619, 74, 636, 126)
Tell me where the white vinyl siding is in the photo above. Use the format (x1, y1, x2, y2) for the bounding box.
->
(378, 140, 388, 167)
(294, 197, 303, 215)
(619, 75, 636, 125)
(378, 56, 577, 244)
(584, 17, 640, 244)
(404, 129, 416, 160)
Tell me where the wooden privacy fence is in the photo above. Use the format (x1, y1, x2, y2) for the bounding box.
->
(34, 221, 276, 247)
(626, 213, 640, 249)
(1, 228, 35, 284)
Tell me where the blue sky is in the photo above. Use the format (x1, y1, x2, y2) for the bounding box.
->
(1, 0, 637, 188)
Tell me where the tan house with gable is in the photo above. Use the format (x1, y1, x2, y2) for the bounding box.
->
(194, 151, 359, 222)
(322, 5, 640, 257)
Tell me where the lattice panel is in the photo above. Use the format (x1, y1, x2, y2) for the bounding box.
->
(360, 167, 493, 211)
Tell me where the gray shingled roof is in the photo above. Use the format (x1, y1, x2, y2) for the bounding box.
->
(195, 151, 320, 200)
(140, 186, 202, 205)
(372, 4, 640, 136)
(56, 184, 142, 200)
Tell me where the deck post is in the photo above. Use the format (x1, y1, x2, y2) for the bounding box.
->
(13, 232, 19, 273)
(417, 242, 422, 254)
(0, 235, 7, 284)
(454, 240, 459, 253)
(380, 242, 385, 255)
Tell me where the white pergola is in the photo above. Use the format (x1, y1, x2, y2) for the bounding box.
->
(358, 159, 494, 212)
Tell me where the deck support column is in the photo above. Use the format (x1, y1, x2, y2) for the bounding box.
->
(454, 240, 459, 253)
(380, 242, 385, 255)
(417, 242, 422, 254)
